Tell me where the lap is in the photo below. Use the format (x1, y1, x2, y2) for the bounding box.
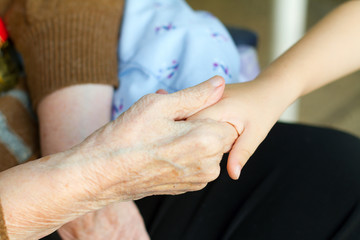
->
(43, 122, 360, 240)
(136, 122, 360, 240)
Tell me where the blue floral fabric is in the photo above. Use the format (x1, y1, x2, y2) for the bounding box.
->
(113, 0, 257, 119)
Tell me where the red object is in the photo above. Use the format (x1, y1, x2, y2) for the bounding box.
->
(0, 18, 8, 43)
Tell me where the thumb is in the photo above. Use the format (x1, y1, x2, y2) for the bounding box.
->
(166, 76, 225, 120)
(227, 128, 265, 180)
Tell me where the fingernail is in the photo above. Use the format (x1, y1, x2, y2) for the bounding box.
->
(156, 89, 168, 94)
(209, 76, 223, 88)
(234, 164, 242, 180)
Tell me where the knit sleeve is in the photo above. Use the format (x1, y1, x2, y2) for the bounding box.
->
(5, 0, 124, 108)
(0, 199, 9, 240)
(0, 0, 11, 16)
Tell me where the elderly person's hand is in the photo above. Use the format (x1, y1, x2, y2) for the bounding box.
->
(0, 77, 237, 240)
(77, 76, 237, 202)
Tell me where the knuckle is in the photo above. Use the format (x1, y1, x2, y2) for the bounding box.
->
(136, 93, 167, 115)
(187, 123, 231, 157)
(194, 134, 211, 151)
(193, 162, 221, 183)
(204, 134, 224, 153)
(140, 93, 160, 107)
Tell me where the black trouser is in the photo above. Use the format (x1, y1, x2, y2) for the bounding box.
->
(45, 123, 360, 240)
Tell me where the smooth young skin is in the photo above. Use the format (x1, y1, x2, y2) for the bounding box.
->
(0, 78, 237, 240)
(190, 1, 360, 179)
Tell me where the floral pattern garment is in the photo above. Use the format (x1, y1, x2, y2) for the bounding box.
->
(113, 0, 259, 119)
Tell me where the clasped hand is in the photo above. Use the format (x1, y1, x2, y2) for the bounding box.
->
(57, 77, 237, 240)
(75, 77, 237, 206)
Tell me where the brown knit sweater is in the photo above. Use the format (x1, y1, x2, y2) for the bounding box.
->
(0, 0, 124, 238)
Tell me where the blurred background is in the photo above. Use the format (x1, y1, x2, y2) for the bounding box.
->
(188, 0, 360, 137)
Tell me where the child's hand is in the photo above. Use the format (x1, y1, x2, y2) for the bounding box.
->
(188, 76, 294, 180)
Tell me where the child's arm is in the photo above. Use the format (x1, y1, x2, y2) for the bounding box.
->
(189, 1, 360, 180)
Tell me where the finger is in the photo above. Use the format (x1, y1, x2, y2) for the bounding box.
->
(227, 128, 266, 180)
(186, 106, 219, 122)
(165, 76, 225, 120)
(218, 121, 239, 153)
(166, 120, 237, 160)
(156, 89, 169, 94)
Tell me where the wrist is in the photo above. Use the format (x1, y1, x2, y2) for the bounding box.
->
(0, 136, 137, 239)
(254, 69, 303, 115)
(71, 135, 138, 204)
(0, 149, 93, 239)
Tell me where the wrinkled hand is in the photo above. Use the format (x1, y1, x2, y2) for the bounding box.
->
(58, 202, 149, 240)
(0, 78, 237, 240)
(189, 76, 292, 180)
(75, 77, 238, 206)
